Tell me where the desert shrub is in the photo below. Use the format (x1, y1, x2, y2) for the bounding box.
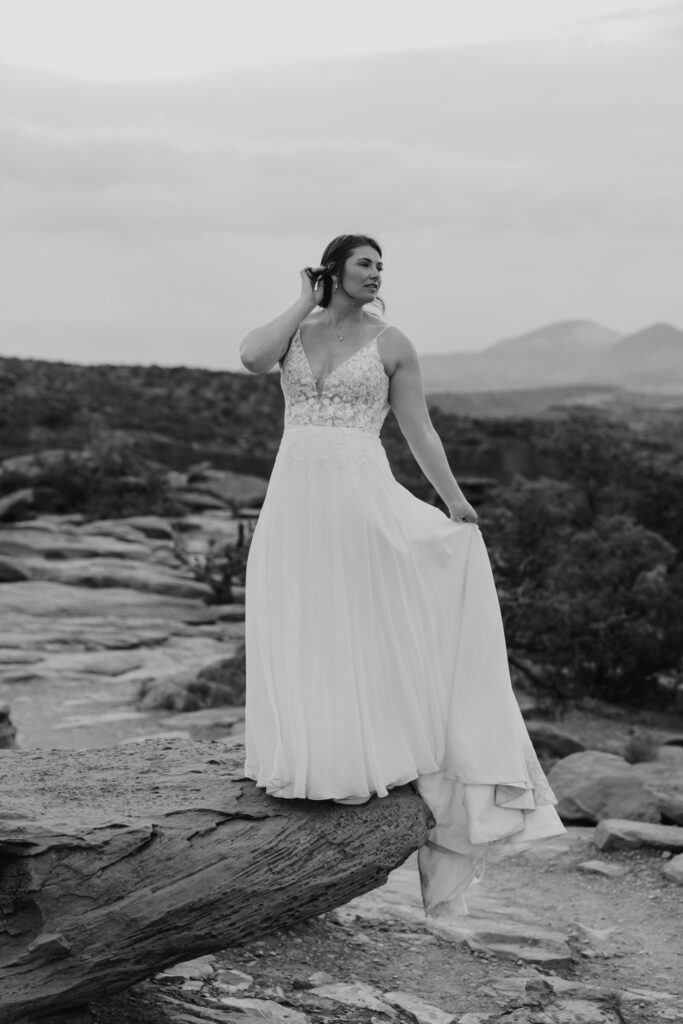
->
(623, 729, 659, 764)
(173, 533, 251, 604)
(484, 478, 683, 707)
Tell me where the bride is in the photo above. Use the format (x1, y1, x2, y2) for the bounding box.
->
(239, 234, 565, 916)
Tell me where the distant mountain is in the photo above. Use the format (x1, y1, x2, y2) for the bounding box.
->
(421, 320, 683, 394)
(595, 323, 683, 390)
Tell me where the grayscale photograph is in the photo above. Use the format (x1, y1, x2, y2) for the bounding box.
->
(1, 2, 682, 1023)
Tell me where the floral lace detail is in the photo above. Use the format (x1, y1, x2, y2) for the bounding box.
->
(281, 328, 391, 436)
(277, 426, 391, 492)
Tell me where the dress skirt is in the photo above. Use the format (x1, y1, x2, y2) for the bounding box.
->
(244, 423, 565, 915)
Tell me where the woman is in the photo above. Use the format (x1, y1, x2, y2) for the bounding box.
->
(239, 234, 565, 917)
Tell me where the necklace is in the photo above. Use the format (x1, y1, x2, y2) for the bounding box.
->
(328, 320, 352, 343)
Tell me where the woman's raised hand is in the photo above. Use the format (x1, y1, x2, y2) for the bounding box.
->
(300, 266, 327, 308)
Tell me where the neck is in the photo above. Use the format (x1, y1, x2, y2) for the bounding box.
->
(325, 291, 365, 328)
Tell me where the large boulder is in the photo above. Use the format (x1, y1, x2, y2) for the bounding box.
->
(0, 739, 431, 1024)
(547, 750, 661, 823)
(631, 759, 683, 826)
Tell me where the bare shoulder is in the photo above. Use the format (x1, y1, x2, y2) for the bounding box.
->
(299, 310, 324, 335)
(377, 325, 420, 377)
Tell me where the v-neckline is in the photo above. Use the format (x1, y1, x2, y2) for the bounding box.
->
(296, 326, 384, 400)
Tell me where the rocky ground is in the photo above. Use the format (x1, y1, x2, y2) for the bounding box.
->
(88, 831, 683, 1024)
(2, 492, 683, 1024)
(0, 507, 251, 750)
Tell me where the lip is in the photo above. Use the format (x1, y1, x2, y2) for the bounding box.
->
(365, 283, 379, 289)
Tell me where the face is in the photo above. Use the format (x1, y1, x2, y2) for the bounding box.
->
(338, 245, 383, 304)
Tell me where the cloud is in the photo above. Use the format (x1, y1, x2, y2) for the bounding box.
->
(2, 115, 682, 241)
(1, 43, 682, 365)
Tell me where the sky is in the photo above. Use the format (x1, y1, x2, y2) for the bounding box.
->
(1, 0, 682, 370)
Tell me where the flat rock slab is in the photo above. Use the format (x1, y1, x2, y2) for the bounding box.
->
(310, 982, 394, 1015)
(16, 555, 211, 600)
(595, 818, 683, 852)
(0, 580, 210, 618)
(577, 859, 630, 878)
(384, 989, 456, 1023)
(0, 526, 152, 560)
(337, 853, 572, 967)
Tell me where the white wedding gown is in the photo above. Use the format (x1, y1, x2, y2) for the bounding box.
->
(244, 323, 565, 915)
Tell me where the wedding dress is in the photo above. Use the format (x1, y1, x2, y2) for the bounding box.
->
(244, 322, 565, 915)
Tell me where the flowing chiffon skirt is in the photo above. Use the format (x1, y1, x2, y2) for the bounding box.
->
(244, 423, 565, 915)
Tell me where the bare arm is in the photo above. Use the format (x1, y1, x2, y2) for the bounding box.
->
(239, 269, 324, 374)
(387, 330, 477, 522)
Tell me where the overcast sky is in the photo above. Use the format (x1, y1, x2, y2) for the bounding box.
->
(1, 0, 682, 369)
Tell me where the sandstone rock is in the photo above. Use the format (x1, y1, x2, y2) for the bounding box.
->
(188, 469, 268, 508)
(577, 859, 630, 878)
(0, 580, 209, 619)
(630, 759, 683, 825)
(216, 998, 308, 1023)
(160, 955, 217, 980)
(17, 555, 212, 600)
(662, 852, 683, 884)
(568, 921, 618, 958)
(51, 650, 148, 676)
(547, 751, 660, 823)
(78, 519, 151, 542)
(338, 860, 572, 967)
(310, 982, 393, 1014)
(656, 744, 683, 763)
(173, 489, 230, 511)
(0, 739, 430, 1022)
(384, 989, 455, 1023)
(0, 524, 151, 560)
(429, 914, 572, 968)
(306, 971, 334, 987)
(0, 651, 42, 664)
(116, 515, 176, 540)
(161, 707, 245, 731)
(214, 968, 253, 993)
(594, 818, 683, 852)
(524, 721, 586, 760)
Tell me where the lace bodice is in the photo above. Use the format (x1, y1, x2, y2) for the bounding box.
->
(280, 326, 391, 435)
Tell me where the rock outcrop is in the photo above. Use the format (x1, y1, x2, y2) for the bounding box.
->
(547, 750, 661, 823)
(0, 738, 431, 1024)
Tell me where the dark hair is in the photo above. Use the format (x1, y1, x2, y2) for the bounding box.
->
(318, 234, 384, 311)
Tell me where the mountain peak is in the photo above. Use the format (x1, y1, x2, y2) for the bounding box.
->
(486, 320, 620, 357)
